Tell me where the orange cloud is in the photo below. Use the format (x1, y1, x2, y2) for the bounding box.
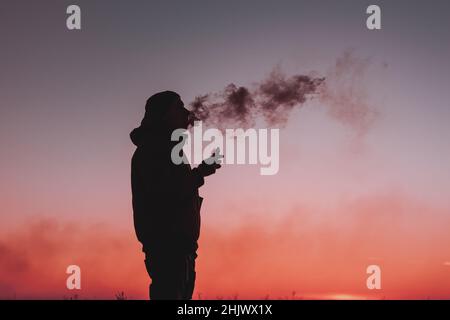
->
(1, 192, 450, 299)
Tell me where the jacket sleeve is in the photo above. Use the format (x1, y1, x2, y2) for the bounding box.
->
(139, 150, 204, 202)
(167, 164, 204, 201)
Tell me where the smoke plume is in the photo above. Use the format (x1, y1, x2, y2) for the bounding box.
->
(191, 69, 323, 129)
(318, 50, 378, 136)
(190, 51, 378, 135)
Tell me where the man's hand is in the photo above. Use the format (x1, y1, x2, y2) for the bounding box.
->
(197, 148, 223, 177)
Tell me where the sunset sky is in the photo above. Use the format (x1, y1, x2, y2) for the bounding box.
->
(1, 0, 450, 299)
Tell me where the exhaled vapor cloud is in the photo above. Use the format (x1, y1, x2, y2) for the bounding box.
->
(190, 50, 378, 135)
(191, 70, 324, 129)
(318, 50, 379, 136)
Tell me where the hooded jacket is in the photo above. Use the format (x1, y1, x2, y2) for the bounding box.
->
(130, 125, 204, 254)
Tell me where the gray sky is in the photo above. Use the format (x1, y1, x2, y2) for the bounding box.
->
(1, 0, 450, 224)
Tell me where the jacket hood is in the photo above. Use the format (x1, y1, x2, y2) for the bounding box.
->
(130, 126, 148, 147)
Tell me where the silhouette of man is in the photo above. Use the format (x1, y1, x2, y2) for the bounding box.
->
(130, 91, 221, 300)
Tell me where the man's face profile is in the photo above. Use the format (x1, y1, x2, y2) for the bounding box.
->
(165, 98, 192, 131)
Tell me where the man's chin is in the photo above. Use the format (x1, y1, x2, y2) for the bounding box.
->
(175, 125, 189, 132)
